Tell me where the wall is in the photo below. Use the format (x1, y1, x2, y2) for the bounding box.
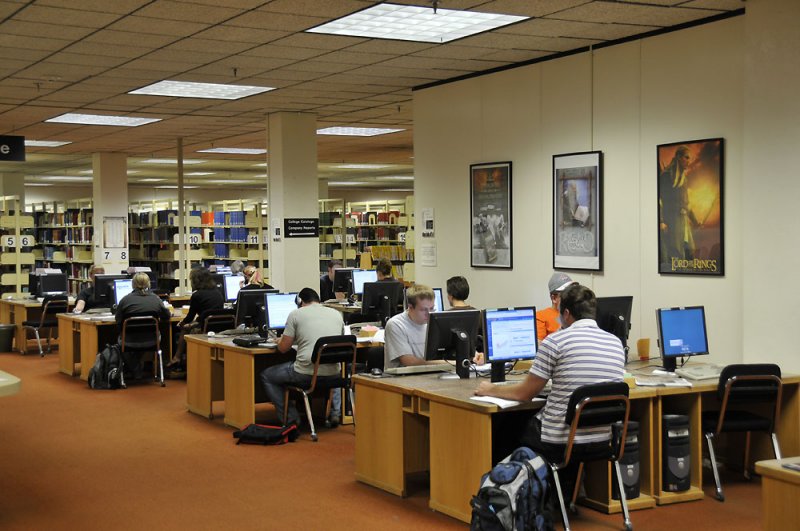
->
(414, 15, 757, 367)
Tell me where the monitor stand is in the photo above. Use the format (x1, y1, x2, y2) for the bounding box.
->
(662, 355, 679, 373)
(490, 361, 505, 383)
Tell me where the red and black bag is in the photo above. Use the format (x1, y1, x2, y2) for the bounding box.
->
(233, 423, 298, 445)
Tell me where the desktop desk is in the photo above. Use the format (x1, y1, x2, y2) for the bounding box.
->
(354, 372, 800, 523)
(0, 369, 21, 397)
(0, 298, 52, 354)
(755, 456, 800, 530)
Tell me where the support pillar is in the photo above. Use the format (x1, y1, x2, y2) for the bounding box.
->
(92, 153, 129, 273)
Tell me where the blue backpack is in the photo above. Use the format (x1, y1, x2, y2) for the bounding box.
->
(470, 447, 554, 531)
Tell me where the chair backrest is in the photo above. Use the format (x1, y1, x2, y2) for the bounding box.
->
(40, 295, 69, 325)
(310, 335, 358, 381)
(200, 308, 236, 333)
(715, 363, 782, 433)
(121, 314, 161, 352)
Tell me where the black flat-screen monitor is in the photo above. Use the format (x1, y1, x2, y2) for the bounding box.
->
(483, 307, 538, 383)
(224, 275, 244, 302)
(351, 269, 378, 296)
(234, 288, 271, 336)
(37, 273, 68, 296)
(265, 292, 298, 332)
(361, 281, 404, 325)
(28, 273, 40, 297)
(112, 278, 134, 306)
(333, 268, 357, 295)
(596, 296, 633, 360)
(424, 309, 482, 379)
(93, 274, 129, 308)
(656, 306, 709, 372)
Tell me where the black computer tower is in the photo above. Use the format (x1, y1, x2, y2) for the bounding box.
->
(662, 414, 691, 492)
(612, 421, 640, 500)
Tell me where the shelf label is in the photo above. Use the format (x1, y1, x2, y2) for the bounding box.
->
(345, 234, 356, 244)
(283, 218, 319, 238)
(173, 233, 202, 245)
(4, 235, 36, 247)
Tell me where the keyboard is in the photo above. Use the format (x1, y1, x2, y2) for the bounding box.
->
(384, 364, 454, 376)
(219, 327, 257, 336)
(232, 335, 267, 347)
(675, 365, 723, 381)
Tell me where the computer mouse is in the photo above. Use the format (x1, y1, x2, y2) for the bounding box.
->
(370, 368, 383, 377)
(207, 331, 216, 337)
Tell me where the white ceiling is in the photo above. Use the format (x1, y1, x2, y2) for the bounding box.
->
(0, 0, 744, 192)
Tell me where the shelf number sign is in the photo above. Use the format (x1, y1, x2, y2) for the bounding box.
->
(249, 234, 259, 244)
(104, 251, 127, 261)
(4, 235, 36, 247)
(188, 233, 200, 245)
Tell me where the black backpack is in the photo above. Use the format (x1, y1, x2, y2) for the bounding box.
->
(233, 423, 299, 445)
(471, 447, 554, 531)
(88, 343, 122, 390)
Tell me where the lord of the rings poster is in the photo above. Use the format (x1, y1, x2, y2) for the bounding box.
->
(657, 138, 724, 275)
(470, 162, 512, 269)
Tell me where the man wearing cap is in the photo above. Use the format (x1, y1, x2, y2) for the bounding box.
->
(536, 272, 575, 341)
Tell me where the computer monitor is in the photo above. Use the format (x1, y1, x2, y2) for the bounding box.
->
(424, 309, 482, 379)
(483, 307, 538, 383)
(265, 292, 298, 333)
(28, 273, 40, 297)
(596, 296, 633, 361)
(210, 272, 228, 300)
(361, 281, 405, 326)
(93, 274, 129, 308)
(37, 273, 68, 296)
(333, 268, 357, 295)
(234, 288, 271, 336)
(224, 275, 244, 302)
(112, 278, 134, 306)
(432, 287, 444, 312)
(351, 269, 378, 296)
(656, 306, 709, 372)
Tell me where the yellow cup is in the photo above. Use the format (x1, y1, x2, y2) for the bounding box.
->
(636, 338, 650, 360)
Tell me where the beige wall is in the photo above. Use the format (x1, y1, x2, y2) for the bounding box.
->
(415, 7, 799, 372)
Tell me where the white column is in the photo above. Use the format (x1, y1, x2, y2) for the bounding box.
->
(267, 112, 319, 292)
(0, 173, 25, 204)
(92, 153, 129, 272)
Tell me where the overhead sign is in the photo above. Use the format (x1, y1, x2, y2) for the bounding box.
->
(0, 135, 25, 161)
(283, 218, 319, 238)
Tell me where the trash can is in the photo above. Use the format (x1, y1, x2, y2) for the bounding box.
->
(0, 324, 15, 352)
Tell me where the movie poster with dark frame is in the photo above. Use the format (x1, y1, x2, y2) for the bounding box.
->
(470, 162, 512, 269)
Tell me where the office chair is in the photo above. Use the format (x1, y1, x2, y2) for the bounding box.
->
(701, 363, 782, 502)
(548, 381, 633, 531)
(119, 314, 166, 388)
(199, 308, 236, 334)
(283, 335, 358, 442)
(22, 294, 68, 356)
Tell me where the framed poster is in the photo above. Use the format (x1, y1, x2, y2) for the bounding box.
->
(657, 138, 724, 275)
(470, 162, 512, 269)
(552, 151, 602, 271)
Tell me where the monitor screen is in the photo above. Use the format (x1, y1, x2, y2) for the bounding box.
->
(38, 273, 68, 296)
(362, 281, 405, 324)
(93, 274, 129, 307)
(28, 273, 40, 297)
(424, 309, 482, 379)
(483, 307, 538, 383)
(113, 278, 134, 306)
(596, 296, 633, 352)
(234, 288, 270, 336)
(351, 269, 378, 295)
(656, 306, 709, 371)
(432, 287, 444, 312)
(265, 293, 298, 331)
(333, 268, 357, 294)
(224, 275, 244, 302)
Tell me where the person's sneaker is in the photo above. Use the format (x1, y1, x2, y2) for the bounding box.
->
(325, 414, 340, 429)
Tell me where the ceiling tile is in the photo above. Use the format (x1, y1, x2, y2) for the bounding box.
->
(517, 18, 660, 41)
(555, 2, 718, 27)
(133, 1, 242, 23)
(258, 0, 367, 18)
(14, 5, 122, 27)
(240, 44, 326, 61)
(478, 0, 590, 17)
(1, 19, 98, 40)
(683, 0, 744, 8)
(193, 25, 289, 44)
(35, 1, 152, 15)
(107, 15, 209, 37)
(0, 34, 71, 52)
(225, 10, 328, 32)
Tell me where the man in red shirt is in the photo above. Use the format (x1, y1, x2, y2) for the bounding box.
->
(535, 272, 575, 341)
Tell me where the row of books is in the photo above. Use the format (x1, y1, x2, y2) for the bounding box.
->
(33, 209, 93, 227)
(34, 227, 94, 244)
(370, 245, 415, 262)
(347, 211, 402, 225)
(199, 211, 247, 226)
(201, 227, 253, 243)
(354, 227, 405, 241)
(319, 211, 342, 226)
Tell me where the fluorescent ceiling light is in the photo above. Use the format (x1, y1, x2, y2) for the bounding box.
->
(139, 158, 205, 165)
(25, 183, 52, 187)
(306, 3, 528, 44)
(137, 178, 166, 183)
(78, 170, 93, 174)
(203, 180, 255, 185)
(328, 181, 369, 186)
(45, 113, 161, 127)
(155, 185, 198, 189)
(381, 188, 414, 192)
(252, 162, 268, 167)
(36, 175, 93, 182)
(129, 80, 274, 100)
(376, 175, 414, 180)
(318, 127, 403, 136)
(335, 163, 392, 169)
(197, 147, 267, 155)
(186, 172, 215, 176)
(25, 140, 72, 147)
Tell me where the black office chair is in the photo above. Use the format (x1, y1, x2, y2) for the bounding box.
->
(701, 363, 782, 502)
(22, 294, 68, 356)
(199, 308, 236, 334)
(119, 314, 166, 388)
(548, 381, 632, 531)
(283, 335, 358, 442)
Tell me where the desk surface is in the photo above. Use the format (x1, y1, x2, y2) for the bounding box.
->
(0, 370, 21, 397)
(756, 457, 800, 485)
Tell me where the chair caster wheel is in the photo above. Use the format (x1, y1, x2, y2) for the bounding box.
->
(311, 434, 319, 442)
(121, 384, 128, 389)
(160, 382, 166, 387)
(569, 503, 578, 515)
(625, 522, 633, 531)
(715, 491, 725, 502)
(208, 414, 214, 420)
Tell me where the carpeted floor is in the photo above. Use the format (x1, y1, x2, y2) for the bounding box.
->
(0, 352, 764, 530)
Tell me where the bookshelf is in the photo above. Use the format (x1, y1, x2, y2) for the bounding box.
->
(345, 197, 415, 280)
(318, 198, 354, 273)
(0, 196, 35, 296)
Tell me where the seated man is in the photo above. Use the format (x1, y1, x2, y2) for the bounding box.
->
(383, 284, 435, 368)
(536, 272, 575, 341)
(259, 288, 344, 427)
(375, 258, 394, 281)
(73, 264, 105, 313)
(319, 259, 344, 301)
(475, 284, 625, 493)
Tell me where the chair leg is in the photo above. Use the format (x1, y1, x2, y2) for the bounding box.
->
(551, 466, 571, 531)
(743, 432, 752, 480)
(705, 432, 724, 501)
(156, 348, 165, 387)
(33, 329, 43, 356)
(283, 389, 291, 426)
(569, 462, 584, 514)
(771, 433, 782, 460)
(302, 393, 317, 442)
(46, 327, 53, 353)
(614, 460, 633, 531)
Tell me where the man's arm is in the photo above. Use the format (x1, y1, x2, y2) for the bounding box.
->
(475, 373, 548, 402)
(277, 334, 294, 354)
(396, 354, 426, 366)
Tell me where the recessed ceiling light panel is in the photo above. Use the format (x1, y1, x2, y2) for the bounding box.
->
(129, 80, 275, 100)
(376, 175, 414, 180)
(35, 175, 93, 182)
(318, 127, 403, 136)
(139, 158, 206, 165)
(328, 181, 370, 186)
(335, 163, 393, 169)
(45, 113, 161, 127)
(306, 3, 528, 44)
(197, 148, 267, 155)
(25, 140, 72, 147)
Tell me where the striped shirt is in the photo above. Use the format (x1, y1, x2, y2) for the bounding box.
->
(530, 319, 625, 445)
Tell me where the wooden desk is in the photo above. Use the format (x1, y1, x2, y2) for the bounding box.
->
(755, 456, 800, 530)
(0, 298, 45, 353)
(0, 369, 21, 397)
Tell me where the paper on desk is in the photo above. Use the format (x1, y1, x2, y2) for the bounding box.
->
(356, 329, 384, 343)
(634, 375, 692, 387)
(470, 396, 521, 409)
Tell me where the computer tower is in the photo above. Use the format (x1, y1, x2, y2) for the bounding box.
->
(612, 421, 640, 500)
(662, 414, 691, 492)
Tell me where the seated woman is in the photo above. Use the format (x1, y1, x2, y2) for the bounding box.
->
(167, 268, 224, 374)
(72, 265, 105, 313)
(241, 265, 275, 290)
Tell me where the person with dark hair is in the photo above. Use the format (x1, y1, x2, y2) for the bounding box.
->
(319, 259, 343, 301)
(73, 264, 106, 313)
(536, 272, 575, 341)
(475, 283, 624, 495)
(259, 287, 344, 427)
(375, 258, 394, 281)
(446, 276, 474, 310)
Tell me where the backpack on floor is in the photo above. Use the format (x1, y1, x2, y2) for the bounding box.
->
(470, 446, 554, 531)
(233, 424, 298, 445)
(88, 343, 122, 390)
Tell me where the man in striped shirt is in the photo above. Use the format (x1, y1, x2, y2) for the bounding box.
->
(475, 284, 625, 491)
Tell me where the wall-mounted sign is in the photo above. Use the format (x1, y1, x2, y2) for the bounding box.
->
(284, 218, 319, 238)
(0, 135, 25, 162)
